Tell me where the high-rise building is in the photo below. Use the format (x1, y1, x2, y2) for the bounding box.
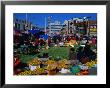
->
(63, 19, 76, 34)
(48, 20, 63, 35)
(63, 17, 96, 36)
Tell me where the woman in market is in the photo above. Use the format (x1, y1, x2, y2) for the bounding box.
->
(69, 47, 81, 75)
(77, 42, 91, 64)
(69, 48, 77, 65)
(83, 42, 96, 61)
(77, 46, 84, 63)
(48, 36, 51, 47)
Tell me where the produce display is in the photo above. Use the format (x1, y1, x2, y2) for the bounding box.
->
(70, 66, 81, 75)
(45, 60, 56, 65)
(57, 59, 69, 69)
(64, 40, 77, 47)
(57, 64, 69, 69)
(34, 67, 45, 75)
(59, 68, 70, 74)
(15, 42, 97, 76)
(18, 69, 45, 75)
(58, 59, 69, 64)
(85, 60, 97, 69)
(45, 65, 57, 71)
(18, 70, 34, 75)
(81, 70, 89, 75)
(17, 57, 97, 75)
(27, 58, 41, 66)
(76, 70, 89, 75)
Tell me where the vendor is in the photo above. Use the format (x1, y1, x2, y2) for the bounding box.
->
(69, 48, 77, 65)
(84, 42, 96, 60)
(14, 55, 28, 75)
(77, 46, 84, 62)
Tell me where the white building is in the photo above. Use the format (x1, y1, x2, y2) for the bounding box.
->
(63, 19, 76, 34)
(48, 21, 63, 35)
(63, 17, 91, 35)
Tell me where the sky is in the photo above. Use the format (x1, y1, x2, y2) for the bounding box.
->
(14, 13, 97, 28)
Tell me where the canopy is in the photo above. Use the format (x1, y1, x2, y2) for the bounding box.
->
(40, 34, 48, 40)
(28, 30, 40, 34)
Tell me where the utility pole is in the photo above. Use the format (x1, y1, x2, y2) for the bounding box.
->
(48, 16, 52, 36)
(87, 19, 90, 36)
(45, 17, 46, 34)
(25, 13, 28, 31)
(68, 20, 69, 34)
(26, 13, 27, 25)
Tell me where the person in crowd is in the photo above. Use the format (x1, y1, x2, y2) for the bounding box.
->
(76, 35, 79, 41)
(83, 42, 96, 60)
(69, 48, 76, 60)
(14, 55, 28, 75)
(35, 37, 40, 53)
(48, 36, 51, 47)
(69, 48, 77, 65)
(67, 36, 71, 41)
(52, 36, 57, 44)
(43, 53, 49, 58)
(91, 36, 95, 46)
(77, 46, 84, 62)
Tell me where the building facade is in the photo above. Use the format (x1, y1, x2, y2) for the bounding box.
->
(13, 18, 37, 31)
(48, 21, 63, 35)
(89, 20, 97, 36)
(63, 17, 97, 36)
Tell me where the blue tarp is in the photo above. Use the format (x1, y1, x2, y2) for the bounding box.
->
(40, 34, 48, 40)
(28, 30, 40, 34)
(28, 30, 48, 40)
